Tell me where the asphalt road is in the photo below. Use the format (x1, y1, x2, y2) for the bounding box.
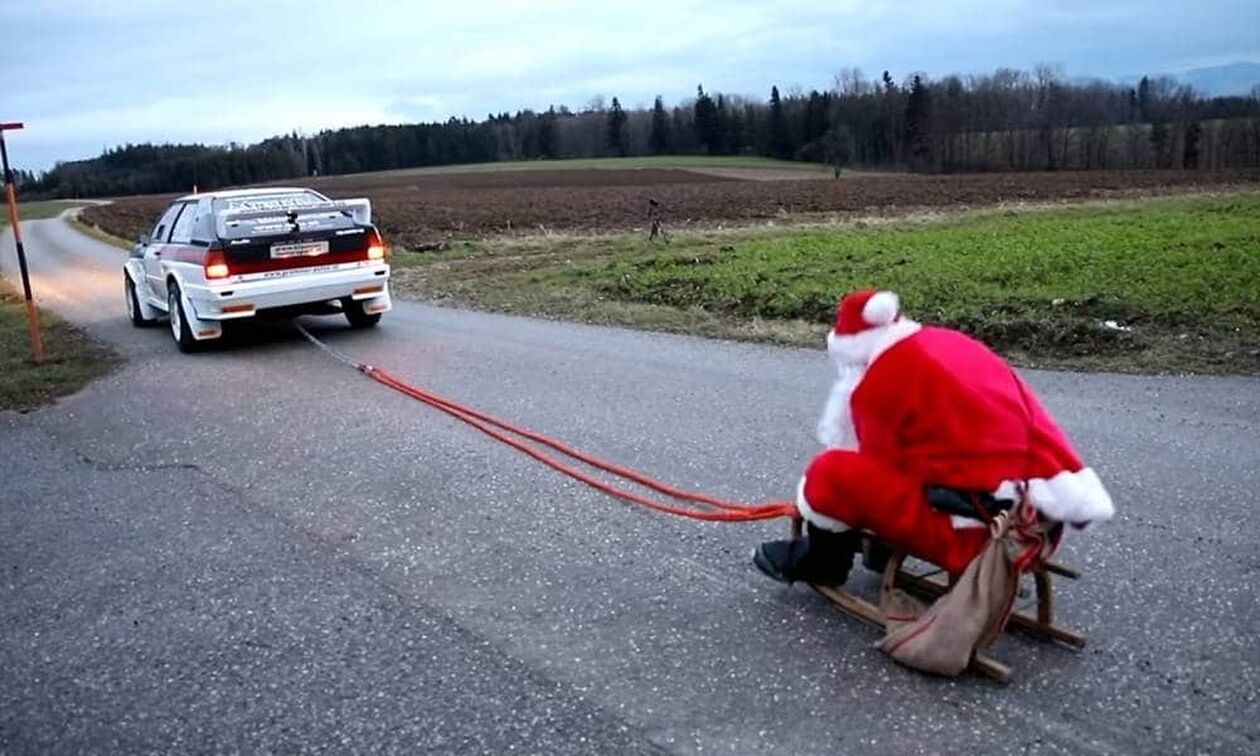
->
(2, 213, 1258, 754)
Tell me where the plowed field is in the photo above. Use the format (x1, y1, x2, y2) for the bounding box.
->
(82, 167, 1257, 250)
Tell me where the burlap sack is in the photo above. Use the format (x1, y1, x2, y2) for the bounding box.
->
(876, 515, 1033, 676)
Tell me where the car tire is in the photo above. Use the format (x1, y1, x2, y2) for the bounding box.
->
(342, 297, 382, 329)
(125, 274, 154, 327)
(167, 281, 200, 353)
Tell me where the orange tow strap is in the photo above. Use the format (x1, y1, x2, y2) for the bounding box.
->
(298, 325, 797, 523)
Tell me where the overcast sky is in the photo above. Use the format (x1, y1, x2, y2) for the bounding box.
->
(2, 0, 1257, 171)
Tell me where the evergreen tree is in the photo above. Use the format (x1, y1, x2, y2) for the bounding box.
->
(904, 74, 933, 169)
(1150, 120, 1170, 168)
(694, 85, 720, 155)
(606, 97, 629, 157)
(539, 107, 559, 159)
(803, 90, 830, 144)
(650, 96, 671, 154)
(769, 85, 791, 159)
(715, 94, 733, 155)
(878, 70, 900, 164)
(1183, 120, 1202, 169)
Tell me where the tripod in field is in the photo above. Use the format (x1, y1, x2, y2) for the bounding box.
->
(647, 198, 670, 244)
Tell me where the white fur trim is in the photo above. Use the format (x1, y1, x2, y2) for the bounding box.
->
(827, 318, 921, 368)
(795, 477, 851, 532)
(863, 291, 900, 327)
(992, 467, 1115, 523)
(815, 365, 862, 449)
(950, 515, 989, 529)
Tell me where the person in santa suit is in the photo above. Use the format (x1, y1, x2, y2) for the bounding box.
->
(754, 288, 1115, 586)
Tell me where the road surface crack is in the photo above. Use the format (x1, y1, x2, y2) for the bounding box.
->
(73, 451, 201, 474)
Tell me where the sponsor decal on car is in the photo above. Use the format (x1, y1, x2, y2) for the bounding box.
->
(270, 240, 330, 259)
(221, 194, 326, 211)
(234, 261, 369, 282)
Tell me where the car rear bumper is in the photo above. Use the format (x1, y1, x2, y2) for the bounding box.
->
(184, 261, 392, 321)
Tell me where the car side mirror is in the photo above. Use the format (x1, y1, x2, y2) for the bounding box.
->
(137, 233, 151, 246)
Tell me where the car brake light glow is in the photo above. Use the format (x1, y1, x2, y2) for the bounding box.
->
(366, 229, 388, 260)
(205, 249, 230, 279)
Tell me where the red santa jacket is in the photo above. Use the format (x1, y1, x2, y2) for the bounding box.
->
(824, 324, 1114, 525)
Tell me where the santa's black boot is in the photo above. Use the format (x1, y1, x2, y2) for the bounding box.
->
(753, 524, 861, 586)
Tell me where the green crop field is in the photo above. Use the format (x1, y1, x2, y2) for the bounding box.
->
(1, 200, 85, 225)
(391, 193, 1260, 374)
(325, 155, 833, 178)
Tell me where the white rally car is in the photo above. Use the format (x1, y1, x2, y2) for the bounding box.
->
(123, 187, 392, 352)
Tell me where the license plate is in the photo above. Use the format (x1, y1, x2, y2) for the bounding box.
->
(270, 240, 329, 259)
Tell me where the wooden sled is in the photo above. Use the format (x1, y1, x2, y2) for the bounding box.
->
(789, 519, 1086, 684)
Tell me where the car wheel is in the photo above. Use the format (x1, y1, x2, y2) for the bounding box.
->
(125, 274, 153, 327)
(342, 297, 382, 329)
(167, 281, 199, 353)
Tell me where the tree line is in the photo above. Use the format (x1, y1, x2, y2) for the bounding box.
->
(26, 65, 1260, 198)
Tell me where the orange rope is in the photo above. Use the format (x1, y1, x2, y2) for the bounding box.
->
(366, 366, 796, 522)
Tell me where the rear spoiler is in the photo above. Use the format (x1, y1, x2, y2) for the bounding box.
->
(216, 198, 373, 237)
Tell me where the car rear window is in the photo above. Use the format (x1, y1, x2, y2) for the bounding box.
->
(215, 191, 358, 239)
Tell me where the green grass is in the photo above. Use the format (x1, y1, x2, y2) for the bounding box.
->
(340, 155, 832, 177)
(0, 201, 121, 409)
(0, 283, 120, 411)
(1, 200, 87, 225)
(389, 193, 1260, 374)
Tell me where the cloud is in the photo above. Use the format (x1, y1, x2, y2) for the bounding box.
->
(4, 0, 1258, 170)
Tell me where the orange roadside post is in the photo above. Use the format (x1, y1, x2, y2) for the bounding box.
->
(0, 121, 44, 364)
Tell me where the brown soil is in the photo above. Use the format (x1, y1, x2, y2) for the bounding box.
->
(680, 167, 834, 181)
(82, 169, 1259, 251)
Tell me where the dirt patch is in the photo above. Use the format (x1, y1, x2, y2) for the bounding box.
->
(362, 169, 1260, 249)
(680, 167, 834, 182)
(83, 169, 1259, 252)
(81, 195, 175, 245)
(301, 167, 736, 192)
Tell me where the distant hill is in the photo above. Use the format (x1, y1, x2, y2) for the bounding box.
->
(1178, 62, 1260, 97)
(1119, 62, 1260, 97)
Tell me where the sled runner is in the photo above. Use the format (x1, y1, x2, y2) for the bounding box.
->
(789, 516, 1086, 684)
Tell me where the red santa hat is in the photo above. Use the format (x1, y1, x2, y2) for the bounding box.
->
(827, 289, 919, 366)
(835, 289, 902, 334)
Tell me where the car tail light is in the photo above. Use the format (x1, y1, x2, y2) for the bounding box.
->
(204, 249, 230, 280)
(366, 230, 388, 260)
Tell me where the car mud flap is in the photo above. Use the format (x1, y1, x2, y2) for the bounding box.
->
(354, 291, 392, 314)
(182, 291, 223, 341)
(125, 263, 163, 321)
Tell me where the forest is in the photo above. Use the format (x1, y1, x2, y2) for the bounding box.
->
(24, 66, 1260, 198)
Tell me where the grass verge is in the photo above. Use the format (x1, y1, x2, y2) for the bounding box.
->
(0, 283, 120, 412)
(69, 213, 132, 250)
(4, 200, 88, 224)
(389, 193, 1260, 375)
